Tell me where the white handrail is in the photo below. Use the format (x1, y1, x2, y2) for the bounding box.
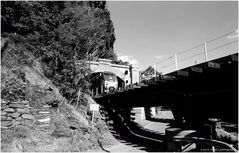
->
(156, 30, 238, 74)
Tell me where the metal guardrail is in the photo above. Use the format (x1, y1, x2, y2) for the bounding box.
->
(155, 30, 238, 74)
(172, 135, 238, 152)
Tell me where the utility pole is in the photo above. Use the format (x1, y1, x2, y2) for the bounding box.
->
(153, 63, 156, 77)
(204, 42, 208, 62)
(130, 64, 133, 84)
(174, 53, 178, 71)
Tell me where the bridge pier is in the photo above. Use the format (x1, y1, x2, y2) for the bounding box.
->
(144, 107, 151, 120)
(170, 104, 185, 125)
(131, 107, 145, 121)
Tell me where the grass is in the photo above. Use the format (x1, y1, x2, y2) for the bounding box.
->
(1, 101, 118, 152)
(1, 37, 118, 152)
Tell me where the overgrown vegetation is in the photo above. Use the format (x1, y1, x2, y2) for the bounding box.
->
(1, 1, 116, 103)
(140, 65, 162, 81)
(1, 1, 119, 152)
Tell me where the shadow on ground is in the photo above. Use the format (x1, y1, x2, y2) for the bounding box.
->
(100, 107, 168, 152)
(147, 117, 174, 123)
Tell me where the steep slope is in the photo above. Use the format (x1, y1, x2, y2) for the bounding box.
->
(1, 1, 120, 151)
(1, 26, 117, 153)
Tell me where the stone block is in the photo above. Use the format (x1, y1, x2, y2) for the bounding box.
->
(1, 115, 8, 121)
(32, 108, 49, 112)
(24, 105, 30, 108)
(1, 121, 13, 127)
(16, 116, 23, 121)
(1, 100, 7, 104)
(38, 117, 50, 123)
(2, 116, 13, 121)
(21, 119, 34, 126)
(9, 103, 25, 108)
(35, 115, 50, 120)
(22, 114, 34, 120)
(21, 100, 29, 104)
(12, 120, 21, 125)
(3, 108, 15, 112)
(38, 111, 50, 114)
(1, 111, 7, 115)
(16, 108, 30, 114)
(36, 115, 50, 119)
(9, 112, 20, 118)
(1, 104, 7, 110)
(43, 105, 50, 108)
(37, 123, 50, 127)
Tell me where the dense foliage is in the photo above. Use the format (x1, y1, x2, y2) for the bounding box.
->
(112, 59, 129, 65)
(1, 1, 116, 102)
(140, 66, 161, 81)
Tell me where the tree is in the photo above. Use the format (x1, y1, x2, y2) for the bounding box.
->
(112, 59, 129, 65)
(140, 66, 161, 81)
(1, 1, 117, 104)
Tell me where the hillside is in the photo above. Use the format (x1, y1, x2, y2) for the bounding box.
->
(1, 1, 118, 152)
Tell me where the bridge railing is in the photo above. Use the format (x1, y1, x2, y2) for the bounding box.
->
(156, 30, 238, 75)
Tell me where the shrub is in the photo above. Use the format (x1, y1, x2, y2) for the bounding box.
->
(1, 75, 26, 102)
(1, 126, 30, 144)
(25, 83, 47, 107)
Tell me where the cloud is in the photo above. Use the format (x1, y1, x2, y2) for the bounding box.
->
(118, 55, 138, 65)
(227, 29, 238, 39)
(154, 55, 164, 60)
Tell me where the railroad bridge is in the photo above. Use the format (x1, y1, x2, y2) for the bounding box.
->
(93, 31, 238, 126)
(94, 53, 238, 125)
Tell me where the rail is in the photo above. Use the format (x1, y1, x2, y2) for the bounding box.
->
(155, 30, 238, 74)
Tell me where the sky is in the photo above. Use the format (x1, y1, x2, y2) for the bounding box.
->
(107, 1, 238, 72)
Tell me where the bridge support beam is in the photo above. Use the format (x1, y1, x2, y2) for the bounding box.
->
(145, 107, 152, 120)
(131, 107, 145, 122)
(170, 104, 185, 125)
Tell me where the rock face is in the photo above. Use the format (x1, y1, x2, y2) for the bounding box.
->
(1, 100, 51, 131)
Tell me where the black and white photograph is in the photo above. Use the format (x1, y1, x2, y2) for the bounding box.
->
(1, 0, 238, 152)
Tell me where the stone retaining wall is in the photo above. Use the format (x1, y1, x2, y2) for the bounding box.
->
(1, 100, 50, 131)
(32, 105, 51, 132)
